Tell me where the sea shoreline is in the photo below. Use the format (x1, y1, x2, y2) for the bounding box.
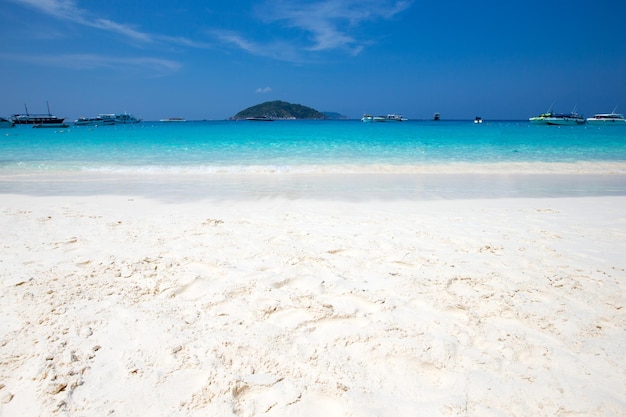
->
(1, 169, 626, 201)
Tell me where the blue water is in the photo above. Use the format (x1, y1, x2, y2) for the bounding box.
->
(1, 120, 626, 173)
(1, 120, 625, 200)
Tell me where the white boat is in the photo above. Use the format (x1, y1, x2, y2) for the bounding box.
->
(74, 116, 115, 126)
(474, 116, 483, 124)
(0, 117, 15, 128)
(385, 114, 408, 121)
(586, 110, 626, 125)
(361, 114, 407, 122)
(99, 113, 142, 124)
(159, 117, 187, 122)
(529, 111, 585, 125)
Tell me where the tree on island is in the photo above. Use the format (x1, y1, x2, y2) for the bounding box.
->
(232, 100, 327, 120)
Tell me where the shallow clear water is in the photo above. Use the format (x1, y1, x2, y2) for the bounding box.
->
(2, 120, 626, 172)
(1, 120, 625, 199)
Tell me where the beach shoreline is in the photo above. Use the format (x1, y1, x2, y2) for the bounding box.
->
(1, 170, 626, 201)
(1, 191, 625, 416)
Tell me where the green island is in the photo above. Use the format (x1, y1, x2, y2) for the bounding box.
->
(232, 100, 329, 120)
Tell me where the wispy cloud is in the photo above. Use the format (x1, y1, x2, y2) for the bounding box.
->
(214, 31, 304, 63)
(8, 0, 212, 48)
(256, 86, 272, 93)
(217, 0, 412, 60)
(0, 53, 181, 76)
(9, 0, 153, 42)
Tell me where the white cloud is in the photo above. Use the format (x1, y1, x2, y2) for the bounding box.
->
(214, 31, 304, 62)
(8, 0, 206, 46)
(256, 87, 272, 93)
(263, 0, 412, 52)
(216, 0, 412, 60)
(0, 53, 181, 76)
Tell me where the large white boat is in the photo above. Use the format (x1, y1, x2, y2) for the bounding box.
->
(99, 113, 142, 124)
(586, 110, 626, 125)
(529, 111, 585, 125)
(74, 116, 115, 126)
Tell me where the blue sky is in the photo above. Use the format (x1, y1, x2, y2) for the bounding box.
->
(1, 0, 625, 121)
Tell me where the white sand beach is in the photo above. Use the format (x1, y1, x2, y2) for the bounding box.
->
(1, 192, 625, 416)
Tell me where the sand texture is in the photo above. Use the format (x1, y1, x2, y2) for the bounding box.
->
(1, 195, 625, 416)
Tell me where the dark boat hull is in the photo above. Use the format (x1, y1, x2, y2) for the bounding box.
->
(12, 116, 66, 125)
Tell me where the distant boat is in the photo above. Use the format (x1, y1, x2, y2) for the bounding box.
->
(33, 123, 69, 128)
(74, 116, 115, 126)
(384, 114, 408, 121)
(159, 117, 187, 122)
(246, 116, 274, 121)
(0, 117, 15, 128)
(474, 116, 483, 124)
(529, 110, 585, 125)
(11, 102, 65, 125)
(361, 114, 407, 122)
(99, 113, 142, 124)
(433, 113, 440, 121)
(586, 108, 626, 125)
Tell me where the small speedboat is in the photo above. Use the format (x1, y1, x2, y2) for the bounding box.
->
(246, 116, 274, 121)
(474, 116, 483, 124)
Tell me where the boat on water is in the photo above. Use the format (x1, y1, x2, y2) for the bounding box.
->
(433, 113, 440, 121)
(246, 116, 274, 121)
(33, 123, 69, 128)
(474, 116, 483, 124)
(11, 103, 65, 125)
(361, 114, 407, 122)
(586, 109, 626, 125)
(99, 113, 142, 124)
(384, 114, 408, 121)
(529, 111, 585, 125)
(74, 116, 115, 126)
(0, 117, 15, 128)
(159, 117, 187, 122)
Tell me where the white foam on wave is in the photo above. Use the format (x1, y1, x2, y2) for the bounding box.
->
(79, 161, 626, 175)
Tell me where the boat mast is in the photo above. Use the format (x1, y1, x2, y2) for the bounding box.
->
(24, 104, 29, 116)
(47, 101, 51, 116)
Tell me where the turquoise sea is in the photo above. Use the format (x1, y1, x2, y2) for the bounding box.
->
(1, 120, 625, 200)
